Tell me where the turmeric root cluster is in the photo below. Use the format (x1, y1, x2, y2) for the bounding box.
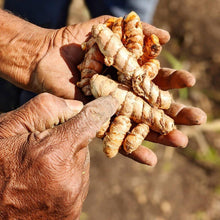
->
(77, 11, 175, 158)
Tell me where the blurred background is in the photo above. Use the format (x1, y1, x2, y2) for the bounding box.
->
(1, 0, 220, 219)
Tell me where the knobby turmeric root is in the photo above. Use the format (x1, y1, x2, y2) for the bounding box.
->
(77, 44, 104, 96)
(123, 11, 144, 59)
(91, 23, 172, 109)
(76, 11, 180, 158)
(90, 74, 175, 158)
(77, 11, 162, 98)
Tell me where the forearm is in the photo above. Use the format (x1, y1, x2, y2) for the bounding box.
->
(0, 9, 53, 89)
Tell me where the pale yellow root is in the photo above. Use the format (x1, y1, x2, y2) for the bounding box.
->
(103, 115, 131, 158)
(105, 15, 160, 82)
(96, 119, 111, 138)
(91, 24, 139, 74)
(77, 44, 104, 96)
(78, 17, 123, 95)
(123, 123, 150, 153)
(91, 24, 172, 109)
(123, 11, 144, 59)
(81, 37, 96, 51)
(132, 71, 172, 109)
(140, 59, 160, 80)
(78, 14, 175, 158)
(90, 74, 175, 134)
(106, 13, 144, 85)
(90, 74, 175, 157)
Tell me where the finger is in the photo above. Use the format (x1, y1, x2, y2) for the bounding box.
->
(142, 22, 170, 45)
(146, 129, 189, 148)
(70, 15, 112, 44)
(119, 145, 157, 166)
(153, 68, 196, 90)
(0, 93, 83, 138)
(165, 102, 207, 125)
(90, 15, 113, 25)
(52, 96, 119, 151)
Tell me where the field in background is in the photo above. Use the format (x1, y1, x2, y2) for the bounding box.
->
(1, 0, 220, 219)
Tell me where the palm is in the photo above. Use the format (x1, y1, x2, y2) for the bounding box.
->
(33, 16, 110, 101)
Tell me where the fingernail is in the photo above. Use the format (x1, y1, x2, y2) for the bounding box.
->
(65, 100, 84, 114)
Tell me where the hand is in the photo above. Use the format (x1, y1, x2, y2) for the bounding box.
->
(30, 19, 206, 166)
(119, 68, 207, 166)
(0, 93, 118, 219)
(0, 10, 170, 101)
(30, 17, 171, 101)
(0, 10, 206, 167)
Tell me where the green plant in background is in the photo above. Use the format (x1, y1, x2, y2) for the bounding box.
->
(214, 185, 220, 196)
(196, 146, 220, 167)
(162, 160, 173, 172)
(162, 50, 188, 100)
(194, 210, 208, 220)
(80, 212, 88, 220)
(162, 50, 183, 70)
(142, 140, 156, 150)
(181, 145, 220, 168)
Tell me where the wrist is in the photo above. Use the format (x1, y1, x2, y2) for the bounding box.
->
(0, 9, 55, 89)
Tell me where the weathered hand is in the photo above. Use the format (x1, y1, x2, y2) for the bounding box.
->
(120, 68, 207, 166)
(0, 93, 118, 219)
(0, 9, 170, 101)
(30, 17, 170, 101)
(0, 8, 170, 100)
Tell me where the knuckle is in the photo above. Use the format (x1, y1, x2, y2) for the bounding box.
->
(32, 92, 55, 106)
(82, 104, 106, 129)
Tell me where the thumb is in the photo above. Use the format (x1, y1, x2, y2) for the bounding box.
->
(0, 93, 83, 138)
(47, 96, 119, 153)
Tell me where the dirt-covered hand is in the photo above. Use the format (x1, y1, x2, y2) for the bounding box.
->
(0, 93, 118, 219)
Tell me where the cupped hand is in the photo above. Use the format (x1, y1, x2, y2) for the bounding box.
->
(120, 68, 207, 166)
(30, 17, 170, 101)
(0, 93, 118, 219)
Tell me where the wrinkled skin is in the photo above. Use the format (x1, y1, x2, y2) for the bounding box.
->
(0, 13, 207, 219)
(0, 94, 118, 219)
